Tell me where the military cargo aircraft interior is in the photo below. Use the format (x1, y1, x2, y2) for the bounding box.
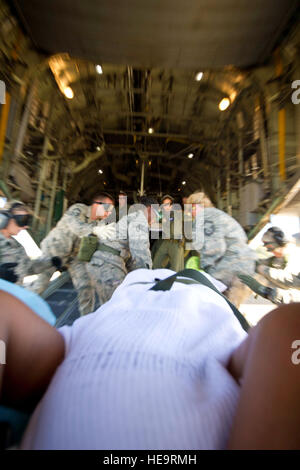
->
(0, 0, 300, 452)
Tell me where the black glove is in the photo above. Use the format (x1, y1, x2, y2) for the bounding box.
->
(0, 262, 19, 283)
(51, 256, 62, 269)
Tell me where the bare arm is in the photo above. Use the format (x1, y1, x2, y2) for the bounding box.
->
(0, 291, 64, 410)
(227, 303, 300, 449)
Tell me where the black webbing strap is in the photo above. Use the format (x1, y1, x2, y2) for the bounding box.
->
(150, 268, 250, 332)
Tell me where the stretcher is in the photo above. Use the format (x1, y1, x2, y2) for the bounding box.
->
(0, 269, 250, 448)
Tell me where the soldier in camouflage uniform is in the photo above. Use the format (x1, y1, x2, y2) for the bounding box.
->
(88, 196, 155, 306)
(0, 201, 61, 285)
(257, 228, 300, 290)
(186, 191, 256, 306)
(152, 201, 186, 272)
(31, 194, 116, 316)
(240, 227, 300, 304)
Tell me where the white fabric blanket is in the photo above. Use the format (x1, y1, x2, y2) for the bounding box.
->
(22, 269, 246, 450)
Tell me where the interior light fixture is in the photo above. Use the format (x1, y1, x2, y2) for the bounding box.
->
(63, 86, 74, 99)
(182, 181, 186, 185)
(148, 127, 154, 134)
(98, 169, 103, 174)
(219, 97, 230, 111)
(195, 72, 203, 81)
(96, 146, 101, 151)
(188, 153, 194, 159)
(96, 64, 103, 74)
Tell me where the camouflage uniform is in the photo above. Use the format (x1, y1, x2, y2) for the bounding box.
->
(189, 207, 256, 292)
(256, 244, 300, 303)
(31, 203, 100, 315)
(0, 232, 54, 285)
(87, 209, 152, 306)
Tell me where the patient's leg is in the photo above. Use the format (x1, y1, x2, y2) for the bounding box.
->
(227, 303, 300, 449)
